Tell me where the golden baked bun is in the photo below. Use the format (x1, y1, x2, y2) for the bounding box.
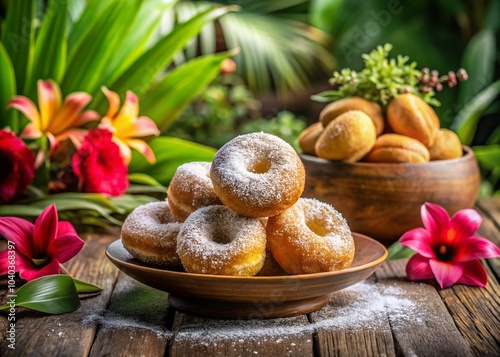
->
(387, 93, 440, 147)
(315, 110, 377, 162)
(298, 122, 323, 156)
(319, 97, 384, 135)
(363, 133, 430, 163)
(429, 128, 463, 160)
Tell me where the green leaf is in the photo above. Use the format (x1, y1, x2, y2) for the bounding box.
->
(473, 145, 500, 171)
(101, 0, 179, 86)
(27, 0, 68, 98)
(458, 29, 496, 108)
(0, 0, 35, 95)
(72, 278, 102, 294)
(128, 173, 166, 188)
(0, 275, 80, 314)
(310, 0, 345, 35)
(67, 0, 114, 49)
(128, 137, 216, 185)
(0, 42, 17, 131)
(387, 242, 415, 260)
(93, 5, 235, 111)
(62, 0, 142, 95)
(140, 51, 233, 131)
(451, 80, 500, 145)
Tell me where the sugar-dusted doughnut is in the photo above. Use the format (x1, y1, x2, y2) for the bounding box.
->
(210, 132, 305, 218)
(176, 205, 267, 276)
(121, 201, 182, 268)
(167, 162, 222, 221)
(266, 198, 355, 274)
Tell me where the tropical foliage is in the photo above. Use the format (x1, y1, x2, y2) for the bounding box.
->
(0, 0, 235, 226)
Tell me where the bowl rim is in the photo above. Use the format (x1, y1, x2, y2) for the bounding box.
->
(300, 145, 474, 167)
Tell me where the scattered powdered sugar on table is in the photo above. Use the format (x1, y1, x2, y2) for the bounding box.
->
(83, 312, 173, 338)
(175, 280, 424, 345)
(311, 280, 422, 331)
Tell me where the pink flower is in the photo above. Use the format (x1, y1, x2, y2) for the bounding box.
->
(72, 128, 128, 196)
(0, 204, 84, 281)
(0, 129, 36, 203)
(400, 203, 500, 288)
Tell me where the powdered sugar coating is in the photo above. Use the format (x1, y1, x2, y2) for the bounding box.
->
(167, 162, 222, 221)
(210, 132, 305, 218)
(176, 205, 267, 276)
(121, 201, 182, 268)
(267, 198, 354, 274)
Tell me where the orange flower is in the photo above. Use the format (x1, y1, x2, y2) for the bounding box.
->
(7, 80, 99, 150)
(98, 87, 159, 164)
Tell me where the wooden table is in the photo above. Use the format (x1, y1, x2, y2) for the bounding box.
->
(1, 197, 499, 357)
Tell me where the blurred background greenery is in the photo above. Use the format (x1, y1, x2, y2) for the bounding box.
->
(168, 0, 500, 195)
(0, 0, 499, 222)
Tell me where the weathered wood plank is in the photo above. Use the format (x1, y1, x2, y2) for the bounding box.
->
(88, 272, 171, 357)
(476, 200, 500, 281)
(0, 234, 119, 357)
(438, 262, 500, 357)
(169, 313, 314, 357)
(477, 197, 500, 233)
(375, 259, 474, 357)
(309, 276, 395, 357)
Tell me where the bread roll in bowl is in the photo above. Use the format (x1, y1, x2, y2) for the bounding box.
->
(363, 134, 430, 163)
(315, 110, 377, 162)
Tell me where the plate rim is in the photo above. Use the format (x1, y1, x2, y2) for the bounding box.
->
(105, 232, 388, 282)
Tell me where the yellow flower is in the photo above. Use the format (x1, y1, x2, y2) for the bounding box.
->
(7, 80, 99, 150)
(98, 87, 160, 164)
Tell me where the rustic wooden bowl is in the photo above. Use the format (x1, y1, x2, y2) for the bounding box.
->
(300, 146, 481, 245)
(106, 233, 387, 319)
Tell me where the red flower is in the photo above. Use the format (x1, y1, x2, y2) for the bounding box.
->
(400, 203, 500, 288)
(0, 129, 35, 203)
(0, 204, 84, 281)
(72, 128, 128, 196)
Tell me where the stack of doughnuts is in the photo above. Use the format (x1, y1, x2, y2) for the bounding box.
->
(299, 94, 463, 163)
(121, 132, 355, 276)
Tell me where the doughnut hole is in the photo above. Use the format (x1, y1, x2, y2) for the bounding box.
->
(306, 218, 329, 237)
(248, 158, 271, 174)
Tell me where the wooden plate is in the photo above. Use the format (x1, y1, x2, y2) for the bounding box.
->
(106, 233, 387, 319)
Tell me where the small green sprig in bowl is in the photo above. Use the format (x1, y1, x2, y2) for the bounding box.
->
(312, 43, 467, 108)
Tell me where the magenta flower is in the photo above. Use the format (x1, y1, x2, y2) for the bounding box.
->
(0, 129, 36, 203)
(0, 204, 84, 281)
(400, 202, 500, 288)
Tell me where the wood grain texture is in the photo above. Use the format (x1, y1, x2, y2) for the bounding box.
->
(438, 264, 500, 357)
(476, 202, 500, 281)
(89, 272, 171, 357)
(375, 259, 474, 357)
(0, 234, 119, 357)
(310, 276, 395, 357)
(169, 313, 314, 357)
